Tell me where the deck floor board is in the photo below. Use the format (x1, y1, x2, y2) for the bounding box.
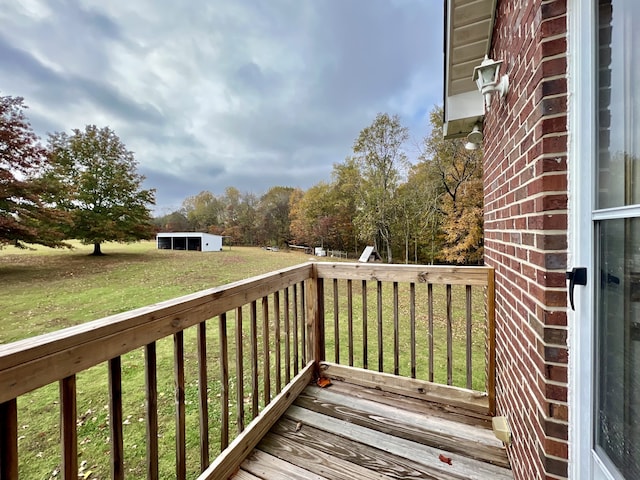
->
(232, 379, 513, 480)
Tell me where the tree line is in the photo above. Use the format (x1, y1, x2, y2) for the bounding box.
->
(2, 92, 481, 263)
(156, 109, 483, 265)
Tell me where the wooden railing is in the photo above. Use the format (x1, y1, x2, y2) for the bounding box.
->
(0, 262, 495, 480)
(314, 263, 495, 406)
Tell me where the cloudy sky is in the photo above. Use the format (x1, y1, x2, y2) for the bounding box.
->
(0, 0, 443, 214)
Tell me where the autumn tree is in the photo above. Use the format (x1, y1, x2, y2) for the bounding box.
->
(329, 157, 361, 254)
(236, 192, 259, 245)
(257, 186, 294, 246)
(153, 210, 190, 232)
(394, 169, 441, 264)
(47, 125, 156, 255)
(353, 113, 409, 262)
(0, 95, 68, 247)
(181, 190, 224, 232)
(421, 106, 484, 264)
(402, 161, 445, 264)
(220, 186, 243, 244)
(289, 183, 341, 249)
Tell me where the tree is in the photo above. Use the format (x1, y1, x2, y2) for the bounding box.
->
(181, 190, 223, 232)
(257, 186, 294, 247)
(0, 95, 69, 248)
(421, 106, 483, 264)
(330, 157, 361, 254)
(154, 210, 190, 232)
(236, 192, 258, 245)
(402, 161, 444, 264)
(47, 125, 156, 255)
(290, 184, 336, 248)
(353, 113, 409, 262)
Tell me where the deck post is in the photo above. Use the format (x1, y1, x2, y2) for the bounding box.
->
(487, 268, 497, 416)
(305, 264, 325, 376)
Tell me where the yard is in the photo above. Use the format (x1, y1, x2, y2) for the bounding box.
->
(1, 242, 490, 479)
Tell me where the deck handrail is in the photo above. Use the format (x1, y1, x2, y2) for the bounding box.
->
(312, 263, 496, 414)
(0, 262, 495, 480)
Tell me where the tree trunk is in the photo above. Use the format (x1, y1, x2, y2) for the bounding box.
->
(91, 242, 104, 256)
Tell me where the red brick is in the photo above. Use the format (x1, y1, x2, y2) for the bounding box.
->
(541, 0, 567, 20)
(540, 15, 567, 37)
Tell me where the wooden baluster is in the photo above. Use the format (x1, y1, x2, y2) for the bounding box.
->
(0, 399, 18, 480)
(362, 280, 368, 370)
(274, 291, 282, 394)
(284, 288, 291, 384)
(347, 279, 354, 367)
(250, 301, 259, 418)
(235, 307, 245, 433)
(197, 322, 210, 469)
(108, 357, 124, 480)
(446, 285, 453, 386)
(410, 283, 416, 379)
(262, 296, 271, 405)
(219, 313, 229, 450)
(377, 281, 383, 372)
(292, 285, 299, 376)
(333, 278, 340, 364)
(393, 282, 399, 376)
(60, 375, 77, 480)
(174, 332, 186, 480)
(301, 282, 307, 364)
(466, 285, 473, 390)
(428, 283, 434, 383)
(145, 342, 159, 479)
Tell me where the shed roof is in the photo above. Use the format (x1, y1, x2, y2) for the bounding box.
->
(156, 232, 221, 238)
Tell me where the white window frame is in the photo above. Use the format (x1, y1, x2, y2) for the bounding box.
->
(567, 0, 597, 478)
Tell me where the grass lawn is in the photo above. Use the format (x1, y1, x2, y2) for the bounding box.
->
(1, 241, 320, 479)
(1, 241, 489, 479)
(0, 241, 316, 344)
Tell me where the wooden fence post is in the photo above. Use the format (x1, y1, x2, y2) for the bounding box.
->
(487, 268, 497, 416)
(305, 264, 325, 377)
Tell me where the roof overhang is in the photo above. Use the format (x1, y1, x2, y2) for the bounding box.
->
(443, 0, 497, 139)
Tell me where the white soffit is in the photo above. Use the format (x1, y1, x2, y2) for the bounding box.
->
(443, 0, 496, 138)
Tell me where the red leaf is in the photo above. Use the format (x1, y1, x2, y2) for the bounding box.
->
(316, 377, 332, 388)
(438, 453, 452, 465)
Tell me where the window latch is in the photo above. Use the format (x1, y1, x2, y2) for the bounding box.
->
(566, 267, 587, 311)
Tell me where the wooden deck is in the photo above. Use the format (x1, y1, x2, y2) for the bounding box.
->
(232, 375, 512, 480)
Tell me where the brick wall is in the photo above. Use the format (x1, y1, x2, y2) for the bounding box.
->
(483, 1, 569, 479)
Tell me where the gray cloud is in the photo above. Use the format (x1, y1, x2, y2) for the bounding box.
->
(0, 0, 443, 213)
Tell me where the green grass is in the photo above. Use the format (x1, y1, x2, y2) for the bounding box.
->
(1, 241, 314, 344)
(2, 242, 318, 479)
(322, 280, 488, 390)
(1, 242, 489, 479)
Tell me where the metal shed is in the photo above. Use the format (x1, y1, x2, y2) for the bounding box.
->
(156, 232, 222, 252)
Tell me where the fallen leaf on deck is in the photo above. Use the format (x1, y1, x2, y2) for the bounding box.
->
(295, 421, 302, 432)
(438, 453, 452, 465)
(316, 377, 332, 388)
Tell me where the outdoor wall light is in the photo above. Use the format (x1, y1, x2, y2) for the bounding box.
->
(472, 55, 509, 111)
(464, 124, 483, 151)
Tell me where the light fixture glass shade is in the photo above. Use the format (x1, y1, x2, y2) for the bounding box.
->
(473, 56, 503, 93)
(464, 141, 479, 151)
(472, 55, 509, 111)
(467, 125, 483, 144)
